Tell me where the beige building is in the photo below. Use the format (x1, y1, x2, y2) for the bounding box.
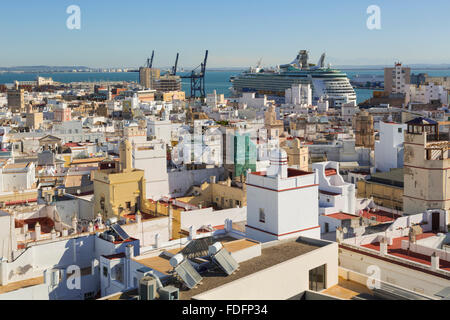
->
(154, 90, 185, 102)
(178, 176, 246, 210)
(357, 168, 404, 211)
(25, 104, 43, 130)
(384, 63, 411, 94)
(139, 67, 160, 89)
(7, 89, 25, 113)
(92, 140, 146, 219)
(354, 110, 375, 149)
(282, 138, 309, 171)
(403, 117, 450, 224)
(264, 105, 284, 139)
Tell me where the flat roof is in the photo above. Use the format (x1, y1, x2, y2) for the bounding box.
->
(323, 277, 375, 300)
(362, 232, 450, 271)
(133, 239, 259, 276)
(0, 276, 44, 294)
(327, 212, 360, 220)
(180, 238, 319, 300)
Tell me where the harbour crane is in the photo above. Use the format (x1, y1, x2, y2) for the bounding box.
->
(146, 50, 155, 68)
(170, 53, 179, 76)
(181, 50, 208, 100)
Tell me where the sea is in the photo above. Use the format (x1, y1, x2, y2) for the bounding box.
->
(2, 69, 450, 104)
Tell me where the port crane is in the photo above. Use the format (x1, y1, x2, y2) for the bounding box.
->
(170, 53, 179, 76)
(146, 50, 155, 68)
(181, 50, 208, 100)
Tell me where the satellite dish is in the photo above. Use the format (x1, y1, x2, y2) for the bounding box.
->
(342, 227, 348, 234)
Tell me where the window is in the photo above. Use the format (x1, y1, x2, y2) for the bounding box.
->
(102, 266, 108, 278)
(259, 208, 265, 223)
(126, 202, 131, 209)
(309, 264, 326, 291)
(111, 264, 124, 283)
(398, 128, 402, 133)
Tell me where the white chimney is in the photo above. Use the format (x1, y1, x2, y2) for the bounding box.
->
(135, 211, 142, 224)
(431, 252, 440, 270)
(35, 222, 41, 241)
(189, 226, 194, 240)
(125, 244, 134, 259)
(88, 222, 94, 233)
(72, 215, 78, 233)
(62, 228, 68, 237)
(51, 228, 57, 240)
(266, 149, 288, 179)
(155, 233, 160, 248)
(380, 238, 388, 256)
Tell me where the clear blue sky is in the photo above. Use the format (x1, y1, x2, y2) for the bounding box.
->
(1, 0, 449, 68)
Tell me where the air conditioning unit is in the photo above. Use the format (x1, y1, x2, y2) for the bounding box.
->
(158, 286, 179, 300)
(139, 276, 158, 300)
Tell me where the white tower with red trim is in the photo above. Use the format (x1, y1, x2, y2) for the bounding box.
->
(245, 148, 320, 242)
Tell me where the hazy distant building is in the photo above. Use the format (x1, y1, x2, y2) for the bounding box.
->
(152, 74, 182, 92)
(7, 89, 25, 113)
(384, 63, 411, 94)
(139, 67, 160, 89)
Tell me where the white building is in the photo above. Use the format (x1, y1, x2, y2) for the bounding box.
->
(238, 92, 269, 109)
(147, 118, 172, 144)
(341, 102, 358, 123)
(246, 149, 320, 242)
(406, 83, 449, 105)
(132, 140, 169, 200)
(375, 121, 406, 172)
(0, 161, 36, 193)
(285, 84, 312, 106)
(311, 162, 356, 233)
(206, 90, 226, 108)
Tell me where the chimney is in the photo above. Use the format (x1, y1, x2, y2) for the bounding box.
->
(431, 252, 440, 270)
(135, 211, 142, 224)
(380, 238, 388, 256)
(189, 226, 194, 240)
(72, 215, 78, 233)
(22, 223, 28, 234)
(210, 176, 216, 184)
(62, 228, 68, 237)
(35, 222, 41, 241)
(51, 228, 57, 240)
(88, 222, 94, 233)
(125, 244, 134, 259)
(168, 205, 173, 240)
(155, 233, 160, 248)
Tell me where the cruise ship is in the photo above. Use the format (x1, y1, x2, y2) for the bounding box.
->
(230, 50, 356, 107)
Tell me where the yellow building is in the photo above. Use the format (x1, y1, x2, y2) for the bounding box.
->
(155, 90, 185, 102)
(178, 176, 246, 210)
(92, 140, 146, 219)
(403, 118, 450, 222)
(357, 168, 404, 211)
(281, 138, 309, 171)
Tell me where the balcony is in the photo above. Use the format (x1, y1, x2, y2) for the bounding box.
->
(427, 132, 449, 142)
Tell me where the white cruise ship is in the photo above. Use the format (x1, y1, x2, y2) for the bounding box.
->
(230, 50, 356, 107)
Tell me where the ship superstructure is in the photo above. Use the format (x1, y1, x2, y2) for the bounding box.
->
(231, 50, 356, 107)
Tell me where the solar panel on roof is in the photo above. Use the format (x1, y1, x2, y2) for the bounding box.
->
(211, 248, 239, 276)
(174, 259, 202, 289)
(181, 237, 215, 259)
(110, 223, 130, 241)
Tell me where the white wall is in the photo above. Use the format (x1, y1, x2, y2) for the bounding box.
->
(192, 241, 338, 300)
